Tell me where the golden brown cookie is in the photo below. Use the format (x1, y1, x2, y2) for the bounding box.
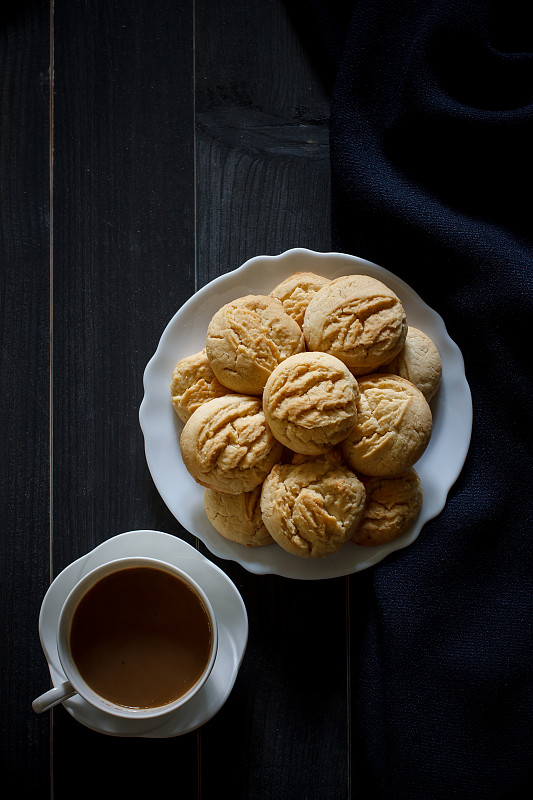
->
(204, 485, 274, 547)
(205, 294, 305, 395)
(262, 352, 359, 455)
(170, 349, 230, 423)
(180, 394, 283, 494)
(269, 271, 330, 327)
(303, 274, 408, 375)
(341, 374, 432, 476)
(352, 468, 423, 545)
(260, 453, 366, 558)
(379, 326, 442, 402)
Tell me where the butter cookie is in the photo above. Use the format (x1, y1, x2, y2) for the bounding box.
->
(260, 453, 366, 558)
(170, 349, 229, 423)
(341, 374, 432, 476)
(204, 485, 274, 547)
(269, 271, 330, 327)
(180, 394, 283, 494)
(379, 326, 442, 402)
(263, 352, 359, 455)
(352, 468, 423, 545)
(206, 294, 305, 395)
(303, 274, 407, 375)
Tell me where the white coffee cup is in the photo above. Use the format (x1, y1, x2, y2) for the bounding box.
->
(32, 556, 218, 719)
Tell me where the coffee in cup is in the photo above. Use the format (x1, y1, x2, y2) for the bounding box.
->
(32, 556, 218, 719)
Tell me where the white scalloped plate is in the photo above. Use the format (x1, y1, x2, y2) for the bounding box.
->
(139, 248, 472, 579)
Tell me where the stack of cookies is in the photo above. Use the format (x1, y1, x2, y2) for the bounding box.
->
(171, 271, 442, 559)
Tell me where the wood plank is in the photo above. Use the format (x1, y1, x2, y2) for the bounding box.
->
(50, 0, 197, 794)
(0, 0, 52, 792)
(50, 0, 196, 573)
(3, 1, 350, 795)
(195, 0, 331, 281)
(193, 2, 348, 796)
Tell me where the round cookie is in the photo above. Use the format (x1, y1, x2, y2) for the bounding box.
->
(341, 374, 432, 476)
(260, 453, 366, 558)
(269, 271, 330, 327)
(352, 468, 423, 546)
(180, 394, 283, 494)
(303, 274, 408, 375)
(263, 351, 359, 455)
(170, 349, 230, 423)
(204, 485, 274, 547)
(379, 326, 442, 402)
(206, 294, 305, 395)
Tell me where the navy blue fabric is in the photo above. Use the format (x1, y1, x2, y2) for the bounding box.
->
(288, 1, 533, 796)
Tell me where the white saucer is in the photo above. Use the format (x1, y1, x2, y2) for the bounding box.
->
(37, 530, 248, 737)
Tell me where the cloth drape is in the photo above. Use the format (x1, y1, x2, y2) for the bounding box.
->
(287, 1, 533, 796)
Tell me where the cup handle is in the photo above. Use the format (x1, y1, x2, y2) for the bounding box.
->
(32, 681, 77, 713)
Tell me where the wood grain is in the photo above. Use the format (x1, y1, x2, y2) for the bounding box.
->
(0, 0, 52, 791)
(195, 0, 331, 283)
(50, 0, 197, 795)
(194, 2, 347, 797)
(2, 1, 347, 796)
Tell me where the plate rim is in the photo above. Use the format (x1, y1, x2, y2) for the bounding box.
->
(139, 248, 473, 579)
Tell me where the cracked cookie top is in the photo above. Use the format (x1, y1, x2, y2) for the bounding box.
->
(269, 271, 330, 327)
(170, 349, 230, 423)
(204, 485, 273, 547)
(206, 294, 305, 395)
(180, 393, 283, 494)
(303, 274, 408, 374)
(262, 351, 359, 455)
(260, 451, 366, 558)
(352, 468, 423, 546)
(378, 326, 442, 402)
(341, 373, 432, 476)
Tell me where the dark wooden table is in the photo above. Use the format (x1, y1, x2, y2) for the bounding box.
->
(2, 0, 379, 797)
